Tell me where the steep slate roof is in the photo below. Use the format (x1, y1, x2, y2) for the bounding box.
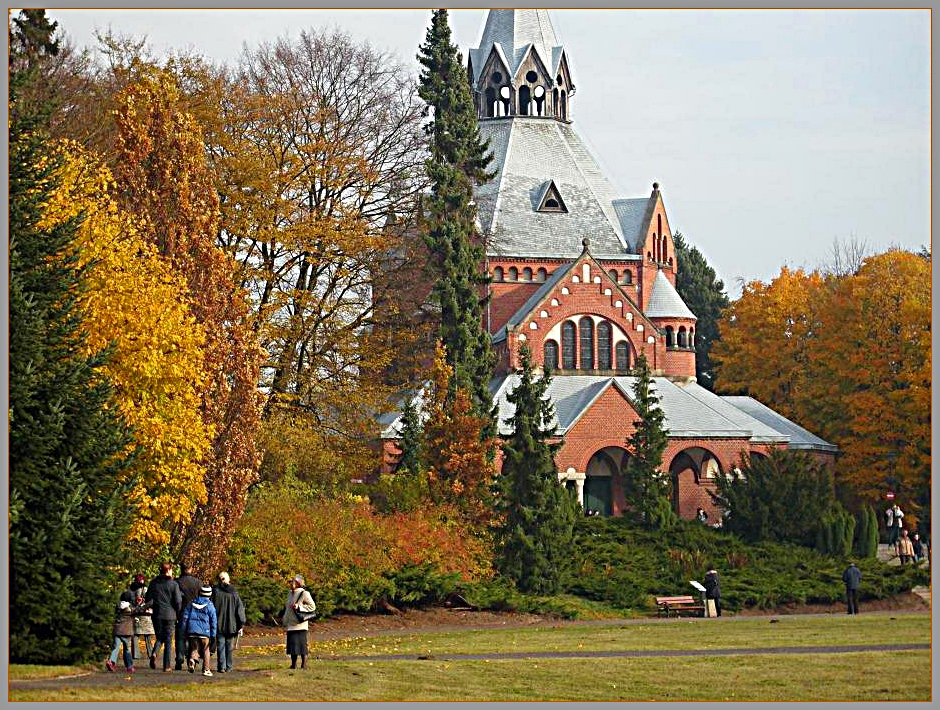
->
(723, 396, 839, 453)
(478, 118, 634, 259)
(611, 198, 649, 248)
(469, 9, 563, 79)
(645, 269, 697, 320)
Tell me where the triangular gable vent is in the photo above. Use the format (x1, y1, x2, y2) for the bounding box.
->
(536, 179, 568, 213)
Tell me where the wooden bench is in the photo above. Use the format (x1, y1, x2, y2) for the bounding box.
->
(656, 595, 705, 618)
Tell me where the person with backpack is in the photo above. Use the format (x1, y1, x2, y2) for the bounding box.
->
(181, 585, 218, 677)
(212, 571, 247, 673)
(283, 574, 316, 670)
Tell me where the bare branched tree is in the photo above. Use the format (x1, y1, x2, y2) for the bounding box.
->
(821, 233, 871, 277)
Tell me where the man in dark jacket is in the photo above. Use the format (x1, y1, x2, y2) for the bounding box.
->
(703, 567, 722, 617)
(213, 571, 247, 673)
(174, 563, 202, 670)
(145, 562, 183, 671)
(843, 561, 862, 614)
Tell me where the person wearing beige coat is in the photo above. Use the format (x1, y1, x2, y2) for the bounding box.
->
(283, 574, 316, 669)
(897, 529, 915, 565)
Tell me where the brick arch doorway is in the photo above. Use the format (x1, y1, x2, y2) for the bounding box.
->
(668, 447, 722, 520)
(584, 446, 630, 517)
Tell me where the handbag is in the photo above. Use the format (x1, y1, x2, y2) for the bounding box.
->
(293, 589, 316, 622)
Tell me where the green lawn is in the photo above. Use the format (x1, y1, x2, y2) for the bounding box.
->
(9, 612, 931, 701)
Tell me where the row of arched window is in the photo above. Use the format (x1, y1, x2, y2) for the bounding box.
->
(544, 318, 632, 371)
(664, 325, 695, 349)
(482, 70, 570, 120)
(606, 268, 634, 286)
(493, 266, 549, 283)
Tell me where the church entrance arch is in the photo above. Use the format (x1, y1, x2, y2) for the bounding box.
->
(585, 446, 629, 516)
(668, 447, 722, 520)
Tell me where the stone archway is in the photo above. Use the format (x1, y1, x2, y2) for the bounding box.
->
(668, 446, 723, 520)
(584, 446, 630, 516)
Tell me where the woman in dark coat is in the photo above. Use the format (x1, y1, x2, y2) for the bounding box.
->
(703, 567, 722, 617)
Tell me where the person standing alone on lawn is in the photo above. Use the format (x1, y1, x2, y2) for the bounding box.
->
(842, 561, 861, 614)
(283, 574, 316, 669)
(703, 567, 722, 617)
(145, 562, 182, 671)
(213, 571, 246, 673)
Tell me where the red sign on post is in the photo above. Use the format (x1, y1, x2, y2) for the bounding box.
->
(886, 491, 896, 500)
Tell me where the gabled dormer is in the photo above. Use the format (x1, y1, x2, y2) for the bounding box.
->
(535, 180, 568, 213)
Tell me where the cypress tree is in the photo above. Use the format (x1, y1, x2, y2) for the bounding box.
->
(416, 9, 496, 428)
(9, 13, 136, 664)
(396, 396, 426, 477)
(496, 346, 577, 594)
(623, 354, 671, 529)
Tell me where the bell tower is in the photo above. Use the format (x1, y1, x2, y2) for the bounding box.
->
(467, 9, 575, 122)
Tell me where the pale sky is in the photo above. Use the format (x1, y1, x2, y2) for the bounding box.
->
(43, 7, 931, 297)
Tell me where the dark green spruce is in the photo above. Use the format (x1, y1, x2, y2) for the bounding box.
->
(623, 354, 673, 530)
(496, 346, 577, 594)
(673, 232, 730, 391)
(9, 12, 137, 664)
(416, 9, 496, 428)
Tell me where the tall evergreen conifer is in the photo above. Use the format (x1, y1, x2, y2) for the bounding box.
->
(416, 9, 496, 429)
(9, 13, 136, 663)
(623, 354, 672, 529)
(497, 346, 577, 594)
(674, 232, 730, 391)
(396, 396, 426, 477)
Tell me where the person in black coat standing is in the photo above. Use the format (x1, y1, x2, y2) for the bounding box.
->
(212, 571, 247, 673)
(703, 567, 722, 617)
(843, 561, 862, 614)
(174, 563, 202, 671)
(145, 562, 183, 671)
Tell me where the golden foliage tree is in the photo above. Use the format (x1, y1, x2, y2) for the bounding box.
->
(37, 140, 211, 555)
(202, 30, 428, 485)
(712, 252, 931, 522)
(112, 67, 263, 573)
(422, 343, 500, 530)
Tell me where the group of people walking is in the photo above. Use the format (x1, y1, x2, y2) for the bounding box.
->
(107, 563, 246, 676)
(885, 503, 928, 565)
(107, 564, 317, 676)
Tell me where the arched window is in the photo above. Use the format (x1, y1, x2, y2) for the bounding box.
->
(560, 91, 567, 120)
(579, 317, 594, 370)
(508, 266, 518, 281)
(561, 321, 576, 369)
(665, 326, 675, 347)
(661, 236, 668, 263)
(689, 327, 695, 349)
(597, 321, 612, 369)
(536, 267, 548, 282)
(533, 85, 546, 116)
(493, 266, 504, 282)
(552, 88, 558, 116)
(608, 269, 618, 282)
(543, 340, 559, 371)
(615, 341, 630, 370)
(485, 87, 496, 117)
(499, 85, 512, 116)
(677, 326, 687, 348)
(522, 267, 533, 282)
(519, 85, 531, 115)
(621, 270, 633, 285)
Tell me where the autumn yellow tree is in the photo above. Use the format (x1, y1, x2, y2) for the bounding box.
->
(808, 250, 931, 518)
(37, 140, 211, 557)
(201, 30, 428, 484)
(712, 267, 827, 421)
(112, 67, 263, 573)
(422, 343, 500, 530)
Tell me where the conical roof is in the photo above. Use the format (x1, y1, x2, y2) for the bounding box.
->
(470, 9, 562, 78)
(645, 269, 696, 319)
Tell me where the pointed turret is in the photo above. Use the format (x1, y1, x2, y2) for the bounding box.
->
(468, 9, 574, 121)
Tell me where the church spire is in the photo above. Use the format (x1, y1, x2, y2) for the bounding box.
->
(467, 9, 575, 122)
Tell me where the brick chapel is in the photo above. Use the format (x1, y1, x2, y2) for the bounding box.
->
(382, 9, 836, 519)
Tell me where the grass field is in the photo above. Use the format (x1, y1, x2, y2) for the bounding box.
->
(9, 612, 932, 701)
